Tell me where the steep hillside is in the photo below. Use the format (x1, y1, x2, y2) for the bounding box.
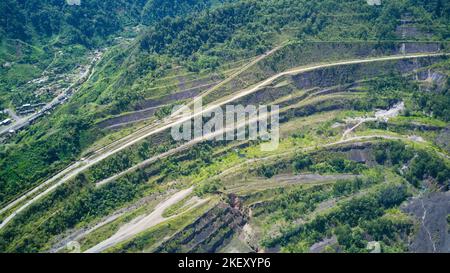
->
(0, 0, 449, 253)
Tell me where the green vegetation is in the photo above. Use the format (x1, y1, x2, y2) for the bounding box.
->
(108, 199, 214, 253)
(372, 141, 450, 188)
(267, 182, 411, 253)
(0, 171, 152, 252)
(413, 87, 450, 122)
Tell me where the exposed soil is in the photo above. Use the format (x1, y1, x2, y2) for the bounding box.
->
(85, 187, 194, 253)
(155, 202, 247, 253)
(395, 25, 433, 40)
(97, 82, 219, 129)
(309, 236, 337, 253)
(137, 83, 216, 110)
(97, 107, 159, 129)
(291, 57, 441, 91)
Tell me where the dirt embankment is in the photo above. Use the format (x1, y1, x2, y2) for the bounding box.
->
(97, 81, 218, 129)
(301, 142, 377, 167)
(85, 187, 194, 253)
(234, 55, 444, 110)
(414, 69, 448, 91)
(204, 41, 443, 104)
(291, 57, 442, 90)
(97, 107, 159, 129)
(395, 24, 433, 40)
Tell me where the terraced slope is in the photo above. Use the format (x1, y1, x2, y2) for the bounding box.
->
(1, 41, 448, 253)
(0, 0, 449, 253)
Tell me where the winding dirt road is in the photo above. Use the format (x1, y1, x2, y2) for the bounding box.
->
(84, 187, 194, 253)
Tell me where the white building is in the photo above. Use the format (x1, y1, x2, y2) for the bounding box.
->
(1, 119, 12, 126)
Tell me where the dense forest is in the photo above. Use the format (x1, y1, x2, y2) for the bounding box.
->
(1, 0, 229, 46)
(1, 0, 146, 45)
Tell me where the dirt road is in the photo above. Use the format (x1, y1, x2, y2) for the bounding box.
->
(84, 187, 194, 253)
(342, 101, 405, 140)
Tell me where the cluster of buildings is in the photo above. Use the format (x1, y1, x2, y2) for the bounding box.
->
(17, 103, 46, 115)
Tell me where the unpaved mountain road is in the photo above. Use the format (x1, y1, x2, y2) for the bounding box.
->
(84, 187, 194, 253)
(4, 109, 20, 121)
(0, 52, 447, 230)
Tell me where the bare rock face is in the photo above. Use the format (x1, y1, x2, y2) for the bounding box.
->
(436, 126, 450, 154)
(402, 192, 450, 253)
(155, 202, 247, 253)
(347, 148, 372, 164)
